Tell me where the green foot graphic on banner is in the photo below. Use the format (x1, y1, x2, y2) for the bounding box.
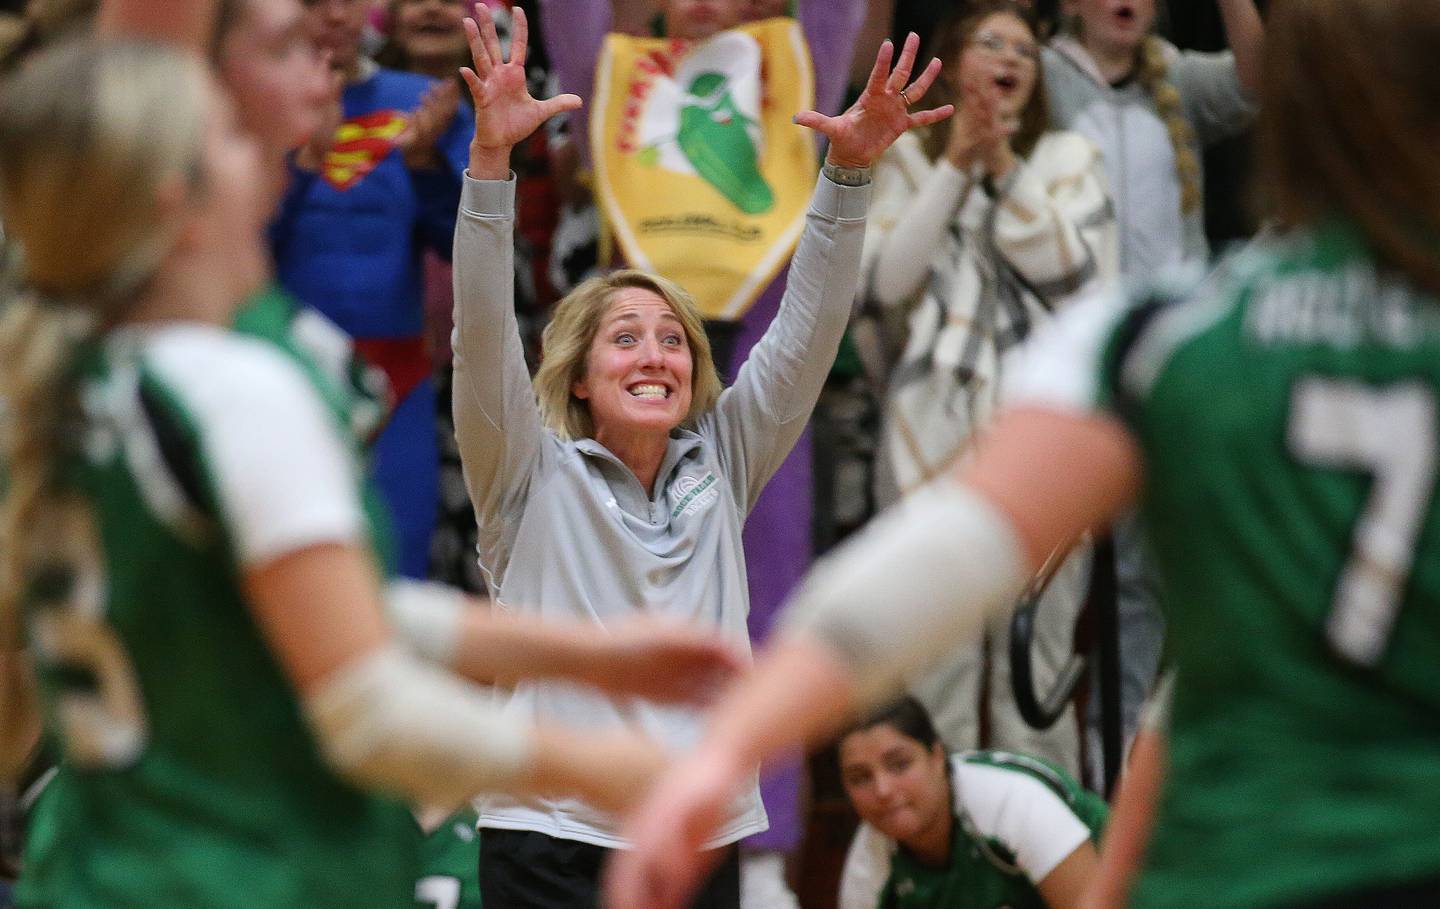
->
(679, 72, 774, 214)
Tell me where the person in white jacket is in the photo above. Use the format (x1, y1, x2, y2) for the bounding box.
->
(861, 0, 1115, 772)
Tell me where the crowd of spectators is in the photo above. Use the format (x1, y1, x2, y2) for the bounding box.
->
(0, 0, 1263, 906)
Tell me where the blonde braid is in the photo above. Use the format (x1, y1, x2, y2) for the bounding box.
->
(1137, 36, 1202, 214)
(0, 291, 97, 651)
(0, 39, 209, 650)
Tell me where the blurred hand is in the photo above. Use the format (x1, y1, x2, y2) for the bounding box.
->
(567, 732, 669, 816)
(604, 747, 748, 909)
(586, 620, 745, 705)
(946, 79, 1015, 176)
(527, 727, 670, 817)
(295, 64, 345, 173)
(398, 79, 460, 171)
(795, 32, 954, 170)
(462, 5, 581, 178)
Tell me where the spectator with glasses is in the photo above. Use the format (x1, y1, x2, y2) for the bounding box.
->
(860, 0, 1114, 772)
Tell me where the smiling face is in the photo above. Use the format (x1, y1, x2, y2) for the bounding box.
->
(391, 0, 468, 71)
(1075, 0, 1155, 57)
(957, 11, 1040, 123)
(572, 288, 696, 446)
(839, 723, 952, 848)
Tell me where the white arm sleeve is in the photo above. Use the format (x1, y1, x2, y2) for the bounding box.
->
(384, 579, 468, 666)
(780, 478, 1029, 705)
(145, 332, 364, 566)
(955, 760, 1092, 883)
(304, 646, 532, 807)
(838, 823, 894, 909)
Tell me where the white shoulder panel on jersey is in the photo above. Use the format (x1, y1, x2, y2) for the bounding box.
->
(951, 757, 1091, 883)
(141, 324, 365, 566)
(288, 308, 356, 394)
(1005, 256, 1243, 419)
(837, 821, 894, 909)
(1003, 285, 1129, 416)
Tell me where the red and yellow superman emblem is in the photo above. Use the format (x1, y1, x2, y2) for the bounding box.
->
(322, 110, 409, 191)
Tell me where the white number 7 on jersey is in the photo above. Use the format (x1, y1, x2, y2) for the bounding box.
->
(1289, 378, 1438, 666)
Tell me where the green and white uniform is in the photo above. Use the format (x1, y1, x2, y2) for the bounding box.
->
(16, 320, 416, 908)
(414, 807, 483, 909)
(1009, 222, 1440, 907)
(839, 751, 1105, 909)
(232, 284, 389, 449)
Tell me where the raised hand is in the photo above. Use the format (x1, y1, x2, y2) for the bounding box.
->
(462, 5, 581, 178)
(397, 79, 460, 171)
(795, 32, 953, 170)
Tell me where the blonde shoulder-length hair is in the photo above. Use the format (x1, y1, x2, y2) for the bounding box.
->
(533, 269, 723, 441)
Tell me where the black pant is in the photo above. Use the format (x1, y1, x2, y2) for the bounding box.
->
(478, 828, 740, 909)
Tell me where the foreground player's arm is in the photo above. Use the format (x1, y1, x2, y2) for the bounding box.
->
(164, 333, 659, 815)
(247, 547, 665, 814)
(1080, 679, 1171, 909)
(384, 581, 743, 703)
(782, 404, 1141, 710)
(606, 407, 1141, 909)
(1039, 842, 1102, 909)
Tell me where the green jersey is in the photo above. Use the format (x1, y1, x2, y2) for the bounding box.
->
(414, 807, 483, 909)
(230, 285, 394, 562)
(231, 285, 388, 449)
(17, 319, 415, 908)
(1012, 222, 1440, 907)
(842, 751, 1104, 909)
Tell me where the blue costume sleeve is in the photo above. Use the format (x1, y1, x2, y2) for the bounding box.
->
(409, 101, 474, 263)
(268, 160, 322, 257)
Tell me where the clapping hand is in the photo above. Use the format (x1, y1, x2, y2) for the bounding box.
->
(398, 78, 460, 171)
(795, 32, 953, 170)
(462, 5, 580, 178)
(295, 60, 344, 173)
(946, 76, 1017, 177)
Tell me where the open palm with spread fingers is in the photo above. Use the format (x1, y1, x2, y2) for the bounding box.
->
(462, 5, 580, 178)
(797, 32, 953, 169)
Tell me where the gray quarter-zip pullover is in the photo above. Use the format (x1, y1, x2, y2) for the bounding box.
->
(451, 171, 871, 847)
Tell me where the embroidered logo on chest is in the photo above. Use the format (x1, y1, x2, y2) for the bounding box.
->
(670, 472, 720, 519)
(322, 110, 408, 191)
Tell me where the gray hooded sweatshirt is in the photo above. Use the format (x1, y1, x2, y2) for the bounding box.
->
(1042, 35, 1253, 283)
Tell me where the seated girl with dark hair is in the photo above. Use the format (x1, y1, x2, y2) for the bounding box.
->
(837, 697, 1105, 909)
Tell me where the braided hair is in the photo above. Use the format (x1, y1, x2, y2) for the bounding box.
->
(1062, 13, 1202, 215)
(0, 39, 209, 650)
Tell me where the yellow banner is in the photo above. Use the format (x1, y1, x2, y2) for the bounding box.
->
(591, 18, 818, 320)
